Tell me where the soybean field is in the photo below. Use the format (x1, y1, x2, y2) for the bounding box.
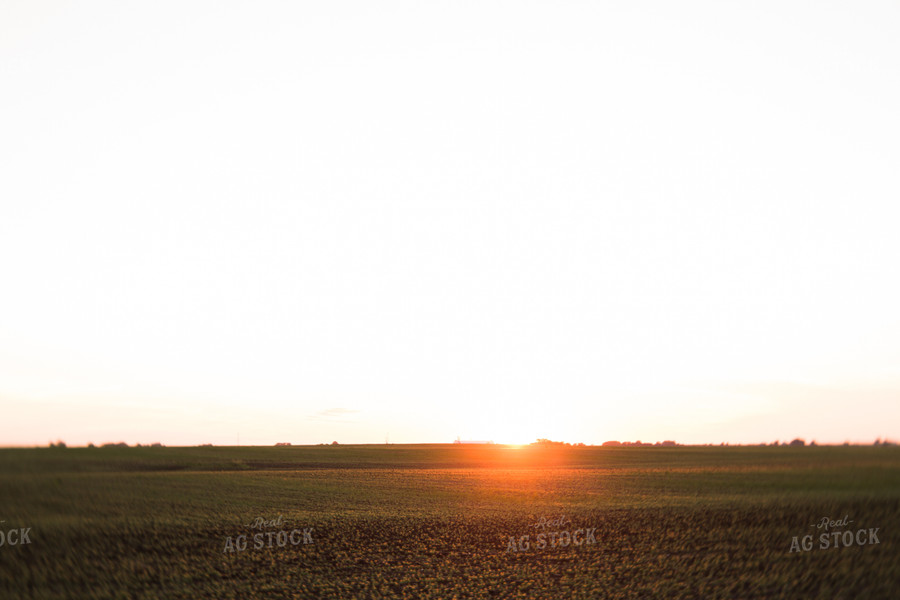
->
(1, 444, 898, 599)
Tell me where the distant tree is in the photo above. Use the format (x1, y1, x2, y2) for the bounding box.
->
(332, 441, 339, 445)
(789, 438, 805, 447)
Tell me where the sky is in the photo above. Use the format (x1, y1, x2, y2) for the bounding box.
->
(2, 0, 899, 447)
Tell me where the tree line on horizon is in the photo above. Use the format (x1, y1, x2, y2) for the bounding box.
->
(39, 437, 897, 449)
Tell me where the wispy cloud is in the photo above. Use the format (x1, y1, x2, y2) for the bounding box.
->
(309, 408, 361, 422)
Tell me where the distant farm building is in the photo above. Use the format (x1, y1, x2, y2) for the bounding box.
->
(604, 440, 675, 446)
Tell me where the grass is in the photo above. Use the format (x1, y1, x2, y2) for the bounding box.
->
(1, 445, 898, 599)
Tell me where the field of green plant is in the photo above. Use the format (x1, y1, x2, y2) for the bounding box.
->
(1, 444, 897, 599)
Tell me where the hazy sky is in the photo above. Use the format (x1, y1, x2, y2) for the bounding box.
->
(2, 1, 899, 446)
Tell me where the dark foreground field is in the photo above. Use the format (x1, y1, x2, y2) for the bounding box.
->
(1, 444, 898, 599)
